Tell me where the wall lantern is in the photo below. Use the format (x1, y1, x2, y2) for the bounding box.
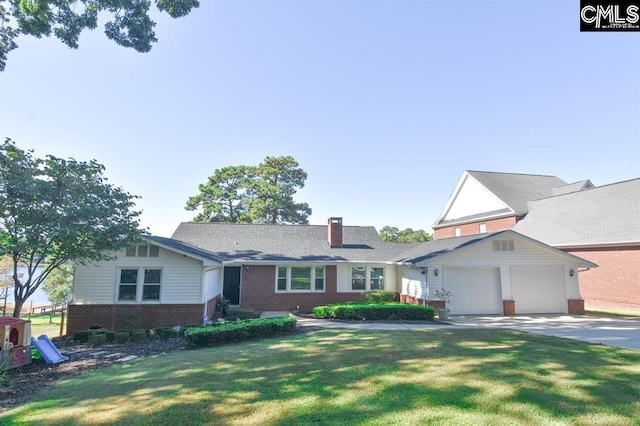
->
(434, 268, 440, 276)
(569, 269, 575, 277)
(421, 268, 427, 275)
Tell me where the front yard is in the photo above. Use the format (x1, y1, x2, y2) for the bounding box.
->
(2, 328, 638, 425)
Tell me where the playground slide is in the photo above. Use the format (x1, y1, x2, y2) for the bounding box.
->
(31, 335, 69, 364)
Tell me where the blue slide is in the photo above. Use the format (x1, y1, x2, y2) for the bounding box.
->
(31, 335, 69, 364)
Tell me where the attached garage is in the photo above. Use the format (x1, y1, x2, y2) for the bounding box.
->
(444, 268, 502, 315)
(511, 267, 568, 314)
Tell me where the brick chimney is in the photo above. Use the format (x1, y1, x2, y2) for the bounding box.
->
(328, 217, 343, 248)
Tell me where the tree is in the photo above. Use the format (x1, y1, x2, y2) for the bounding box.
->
(42, 264, 74, 305)
(0, 255, 11, 314)
(0, 139, 142, 317)
(186, 156, 312, 224)
(380, 226, 433, 243)
(0, 0, 200, 72)
(247, 156, 312, 224)
(185, 166, 252, 223)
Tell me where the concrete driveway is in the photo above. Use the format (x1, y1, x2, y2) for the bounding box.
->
(445, 315, 640, 351)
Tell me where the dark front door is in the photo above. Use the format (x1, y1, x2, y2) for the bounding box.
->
(223, 266, 241, 305)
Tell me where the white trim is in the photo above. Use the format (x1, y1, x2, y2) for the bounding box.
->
(116, 266, 164, 303)
(349, 265, 386, 292)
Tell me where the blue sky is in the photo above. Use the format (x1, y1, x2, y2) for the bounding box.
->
(1, 0, 638, 238)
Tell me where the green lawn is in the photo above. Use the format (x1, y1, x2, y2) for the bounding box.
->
(27, 313, 66, 338)
(2, 329, 639, 425)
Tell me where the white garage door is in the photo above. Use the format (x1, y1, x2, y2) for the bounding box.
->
(511, 268, 567, 314)
(443, 268, 502, 315)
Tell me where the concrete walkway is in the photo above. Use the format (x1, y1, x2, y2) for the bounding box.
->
(445, 315, 640, 351)
(290, 314, 640, 351)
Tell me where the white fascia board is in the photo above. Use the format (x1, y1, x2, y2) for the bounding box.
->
(141, 236, 223, 266)
(553, 241, 640, 249)
(433, 171, 470, 227)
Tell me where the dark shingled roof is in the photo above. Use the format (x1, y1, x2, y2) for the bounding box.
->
(467, 171, 567, 214)
(170, 222, 418, 262)
(394, 233, 497, 263)
(513, 178, 640, 247)
(145, 235, 224, 262)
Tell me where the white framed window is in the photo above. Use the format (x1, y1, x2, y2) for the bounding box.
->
(275, 266, 326, 292)
(125, 245, 159, 258)
(454, 227, 461, 237)
(118, 268, 162, 301)
(493, 240, 515, 252)
(479, 223, 487, 234)
(350, 266, 385, 291)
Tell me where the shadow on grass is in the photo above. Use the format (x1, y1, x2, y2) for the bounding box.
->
(2, 329, 639, 425)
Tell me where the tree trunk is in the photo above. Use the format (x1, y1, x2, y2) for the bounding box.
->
(12, 297, 24, 318)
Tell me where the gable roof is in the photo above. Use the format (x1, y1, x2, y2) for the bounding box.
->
(466, 171, 567, 214)
(144, 235, 224, 264)
(171, 222, 417, 263)
(512, 178, 640, 247)
(395, 230, 597, 267)
(434, 170, 569, 228)
(552, 179, 594, 196)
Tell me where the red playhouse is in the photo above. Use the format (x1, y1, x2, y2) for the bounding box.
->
(0, 316, 32, 369)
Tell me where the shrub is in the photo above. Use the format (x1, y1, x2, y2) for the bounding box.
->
(73, 329, 105, 343)
(88, 333, 106, 346)
(363, 291, 397, 303)
(105, 332, 116, 343)
(185, 317, 297, 348)
(115, 332, 129, 343)
(313, 303, 434, 321)
(130, 329, 146, 342)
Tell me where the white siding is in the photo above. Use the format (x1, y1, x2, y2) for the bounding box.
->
(204, 267, 223, 301)
(73, 247, 206, 304)
(336, 264, 398, 293)
(444, 175, 509, 221)
(412, 236, 582, 314)
(400, 266, 426, 300)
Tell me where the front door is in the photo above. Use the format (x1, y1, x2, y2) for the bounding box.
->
(223, 266, 241, 305)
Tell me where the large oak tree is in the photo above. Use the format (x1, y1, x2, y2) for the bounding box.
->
(0, 139, 143, 317)
(186, 156, 312, 224)
(0, 0, 200, 72)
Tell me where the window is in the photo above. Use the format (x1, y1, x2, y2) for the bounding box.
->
(351, 266, 385, 291)
(143, 269, 162, 300)
(493, 240, 515, 252)
(277, 267, 287, 291)
(118, 269, 138, 301)
(126, 245, 159, 257)
(479, 223, 487, 234)
(291, 267, 311, 290)
(351, 267, 366, 290)
(118, 268, 162, 301)
(315, 267, 325, 291)
(454, 227, 461, 237)
(276, 266, 325, 292)
(370, 267, 385, 290)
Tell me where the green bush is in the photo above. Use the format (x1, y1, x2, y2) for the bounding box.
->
(160, 328, 179, 340)
(185, 317, 297, 348)
(130, 329, 146, 342)
(362, 291, 397, 303)
(88, 333, 106, 346)
(105, 332, 116, 343)
(73, 329, 105, 343)
(115, 332, 129, 343)
(313, 303, 435, 321)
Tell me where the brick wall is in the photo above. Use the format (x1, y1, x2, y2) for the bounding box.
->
(564, 246, 640, 314)
(67, 304, 204, 334)
(241, 265, 362, 313)
(434, 216, 520, 239)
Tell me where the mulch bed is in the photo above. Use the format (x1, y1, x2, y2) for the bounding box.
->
(0, 324, 321, 413)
